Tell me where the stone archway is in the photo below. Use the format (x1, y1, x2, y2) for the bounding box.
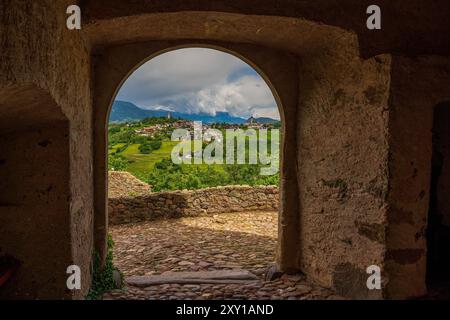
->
(93, 42, 301, 274)
(88, 11, 397, 299)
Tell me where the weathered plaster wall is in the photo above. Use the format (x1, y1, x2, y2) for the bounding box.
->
(0, 122, 71, 299)
(297, 40, 391, 298)
(385, 56, 450, 299)
(109, 185, 279, 225)
(82, 0, 450, 57)
(85, 11, 354, 57)
(0, 1, 93, 298)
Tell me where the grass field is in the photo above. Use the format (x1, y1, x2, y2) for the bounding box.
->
(112, 140, 229, 181)
(108, 122, 280, 189)
(109, 143, 126, 154)
(117, 141, 179, 181)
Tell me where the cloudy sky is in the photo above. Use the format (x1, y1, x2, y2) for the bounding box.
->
(115, 48, 280, 120)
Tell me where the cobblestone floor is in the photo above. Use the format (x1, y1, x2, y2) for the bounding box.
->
(103, 211, 341, 300)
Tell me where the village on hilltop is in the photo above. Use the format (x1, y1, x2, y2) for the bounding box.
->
(134, 112, 276, 138)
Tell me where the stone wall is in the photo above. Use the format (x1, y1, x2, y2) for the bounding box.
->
(108, 186, 279, 225)
(108, 171, 151, 198)
(297, 41, 391, 299)
(385, 56, 450, 298)
(0, 0, 93, 299)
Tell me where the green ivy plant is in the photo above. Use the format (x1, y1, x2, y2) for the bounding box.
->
(85, 235, 123, 300)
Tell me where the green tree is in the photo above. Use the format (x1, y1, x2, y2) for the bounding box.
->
(108, 154, 129, 171)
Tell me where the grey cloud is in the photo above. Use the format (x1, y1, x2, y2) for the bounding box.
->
(116, 48, 279, 120)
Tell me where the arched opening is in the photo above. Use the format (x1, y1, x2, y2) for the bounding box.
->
(93, 40, 302, 299)
(105, 47, 288, 299)
(426, 101, 450, 296)
(107, 46, 284, 183)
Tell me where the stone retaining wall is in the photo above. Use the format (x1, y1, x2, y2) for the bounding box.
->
(108, 185, 279, 225)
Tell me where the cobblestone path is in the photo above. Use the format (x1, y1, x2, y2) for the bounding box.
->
(103, 211, 341, 300)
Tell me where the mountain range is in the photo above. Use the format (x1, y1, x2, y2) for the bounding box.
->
(109, 100, 279, 124)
